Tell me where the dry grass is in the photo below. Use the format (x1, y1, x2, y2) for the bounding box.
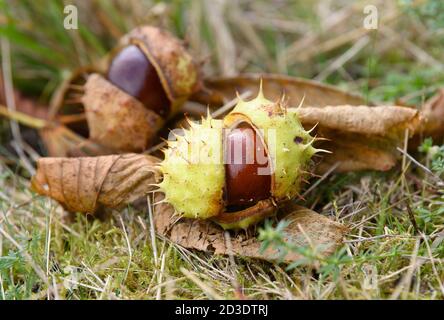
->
(1, 0, 444, 300)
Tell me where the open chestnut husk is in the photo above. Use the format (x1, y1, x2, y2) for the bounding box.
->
(117, 26, 201, 116)
(159, 87, 321, 229)
(80, 25, 201, 152)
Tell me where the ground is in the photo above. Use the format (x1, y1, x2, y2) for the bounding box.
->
(0, 0, 444, 300)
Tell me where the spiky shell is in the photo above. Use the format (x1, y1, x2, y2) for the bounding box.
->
(159, 87, 317, 227)
(159, 117, 225, 219)
(223, 89, 317, 201)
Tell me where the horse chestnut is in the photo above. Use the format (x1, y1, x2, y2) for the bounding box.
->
(107, 45, 170, 117)
(81, 26, 200, 152)
(224, 123, 271, 206)
(159, 87, 319, 229)
(118, 26, 200, 118)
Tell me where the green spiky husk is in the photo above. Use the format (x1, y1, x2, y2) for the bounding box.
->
(159, 117, 225, 219)
(159, 87, 317, 229)
(224, 91, 317, 202)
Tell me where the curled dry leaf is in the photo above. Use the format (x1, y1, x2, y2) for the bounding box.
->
(31, 154, 160, 213)
(315, 137, 399, 173)
(82, 74, 163, 152)
(39, 125, 115, 157)
(195, 73, 366, 108)
(297, 105, 420, 173)
(31, 154, 346, 263)
(154, 195, 346, 263)
(297, 105, 420, 140)
(416, 88, 444, 143)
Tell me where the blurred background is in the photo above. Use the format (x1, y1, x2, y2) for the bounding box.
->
(1, 0, 443, 106)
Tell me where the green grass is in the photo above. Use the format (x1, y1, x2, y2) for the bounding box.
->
(1, 142, 443, 299)
(1, 0, 444, 300)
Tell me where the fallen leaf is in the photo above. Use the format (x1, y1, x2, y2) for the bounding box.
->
(82, 74, 164, 152)
(315, 137, 398, 173)
(416, 88, 444, 143)
(297, 105, 419, 140)
(295, 105, 420, 173)
(154, 195, 346, 263)
(39, 125, 115, 157)
(31, 153, 160, 213)
(194, 73, 366, 108)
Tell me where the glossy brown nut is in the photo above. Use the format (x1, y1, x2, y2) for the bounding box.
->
(119, 26, 201, 119)
(224, 123, 271, 206)
(107, 45, 170, 117)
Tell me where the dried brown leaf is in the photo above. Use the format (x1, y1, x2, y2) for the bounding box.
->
(297, 105, 420, 173)
(39, 125, 115, 157)
(417, 88, 444, 143)
(31, 154, 160, 213)
(196, 73, 366, 107)
(315, 138, 398, 173)
(154, 195, 346, 263)
(298, 105, 419, 140)
(82, 74, 163, 152)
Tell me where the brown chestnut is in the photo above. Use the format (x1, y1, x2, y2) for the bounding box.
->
(224, 123, 271, 206)
(107, 45, 170, 117)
